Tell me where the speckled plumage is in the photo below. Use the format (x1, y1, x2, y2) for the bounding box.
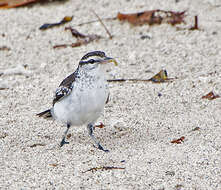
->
(37, 51, 116, 151)
(51, 62, 109, 126)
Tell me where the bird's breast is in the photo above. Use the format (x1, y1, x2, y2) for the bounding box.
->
(53, 73, 109, 125)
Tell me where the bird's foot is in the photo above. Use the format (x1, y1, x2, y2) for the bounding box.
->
(60, 139, 69, 147)
(95, 144, 109, 152)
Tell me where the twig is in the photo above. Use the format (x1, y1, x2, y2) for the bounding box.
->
(189, 15, 198, 30)
(92, 10, 113, 39)
(30, 143, 46, 148)
(107, 79, 151, 82)
(108, 70, 175, 83)
(76, 17, 117, 26)
(82, 166, 125, 173)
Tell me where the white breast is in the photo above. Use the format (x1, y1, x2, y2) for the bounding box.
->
(52, 66, 109, 126)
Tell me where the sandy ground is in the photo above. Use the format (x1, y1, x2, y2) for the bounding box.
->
(1, 0, 221, 189)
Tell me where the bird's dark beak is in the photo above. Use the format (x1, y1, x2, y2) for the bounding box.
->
(99, 57, 118, 66)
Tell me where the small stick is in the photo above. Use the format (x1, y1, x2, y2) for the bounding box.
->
(30, 143, 46, 148)
(82, 166, 125, 173)
(107, 79, 152, 82)
(76, 17, 117, 26)
(189, 15, 198, 30)
(92, 10, 113, 39)
(107, 78, 174, 83)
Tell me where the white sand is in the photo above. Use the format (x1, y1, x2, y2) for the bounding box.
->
(1, 0, 221, 189)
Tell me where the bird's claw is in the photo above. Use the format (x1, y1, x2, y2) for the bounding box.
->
(97, 144, 109, 152)
(60, 139, 69, 147)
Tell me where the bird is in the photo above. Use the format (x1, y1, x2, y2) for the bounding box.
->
(37, 51, 118, 152)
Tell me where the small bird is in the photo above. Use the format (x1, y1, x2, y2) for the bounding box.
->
(37, 51, 117, 152)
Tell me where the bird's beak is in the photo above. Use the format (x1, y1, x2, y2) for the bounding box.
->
(99, 57, 118, 66)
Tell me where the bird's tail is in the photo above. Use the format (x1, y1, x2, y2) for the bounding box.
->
(36, 109, 52, 119)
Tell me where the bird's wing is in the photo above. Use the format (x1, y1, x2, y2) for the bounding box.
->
(53, 72, 77, 106)
(106, 93, 110, 104)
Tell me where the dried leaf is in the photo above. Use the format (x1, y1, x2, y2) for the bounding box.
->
(117, 10, 185, 26)
(30, 143, 46, 148)
(149, 70, 169, 83)
(191, 127, 200, 131)
(65, 27, 86, 38)
(94, 122, 105, 129)
(82, 166, 125, 173)
(0, 46, 10, 51)
(0, 132, 8, 139)
(39, 16, 73, 30)
(108, 70, 173, 83)
(49, 163, 58, 167)
(0, 0, 41, 8)
(175, 184, 184, 190)
(66, 134, 71, 139)
(53, 27, 102, 49)
(202, 91, 220, 100)
(171, 136, 185, 144)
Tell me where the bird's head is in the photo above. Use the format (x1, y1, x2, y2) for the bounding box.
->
(79, 51, 117, 70)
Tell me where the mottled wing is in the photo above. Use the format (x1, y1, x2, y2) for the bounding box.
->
(106, 93, 110, 104)
(53, 72, 76, 106)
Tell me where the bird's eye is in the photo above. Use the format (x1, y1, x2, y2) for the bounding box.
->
(88, 59, 95, 64)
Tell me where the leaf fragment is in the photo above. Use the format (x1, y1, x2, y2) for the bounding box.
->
(149, 70, 169, 83)
(39, 16, 73, 30)
(0, 0, 39, 8)
(30, 143, 46, 148)
(49, 163, 58, 167)
(82, 166, 125, 173)
(171, 136, 185, 144)
(0, 46, 10, 51)
(53, 27, 102, 48)
(117, 10, 186, 26)
(94, 122, 105, 129)
(108, 70, 174, 83)
(202, 91, 220, 100)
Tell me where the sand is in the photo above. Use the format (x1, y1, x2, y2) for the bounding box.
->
(1, 0, 221, 189)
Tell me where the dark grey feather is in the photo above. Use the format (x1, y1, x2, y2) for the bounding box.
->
(53, 70, 78, 106)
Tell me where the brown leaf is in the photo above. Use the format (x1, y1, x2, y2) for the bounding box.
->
(202, 91, 220, 100)
(0, 46, 10, 51)
(94, 122, 105, 129)
(108, 70, 174, 83)
(117, 10, 185, 26)
(54, 28, 102, 49)
(30, 143, 46, 148)
(49, 163, 58, 167)
(65, 27, 86, 38)
(66, 133, 71, 139)
(0, 0, 40, 8)
(192, 127, 200, 131)
(171, 136, 185, 144)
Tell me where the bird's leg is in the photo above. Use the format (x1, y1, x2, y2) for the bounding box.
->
(60, 123, 71, 147)
(87, 123, 109, 152)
